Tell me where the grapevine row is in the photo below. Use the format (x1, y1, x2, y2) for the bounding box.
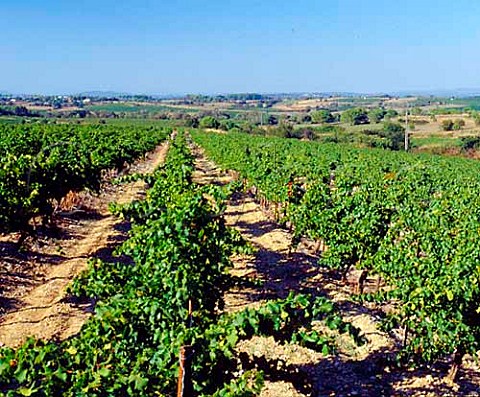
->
(0, 124, 169, 238)
(0, 132, 361, 396)
(192, 130, 480, 376)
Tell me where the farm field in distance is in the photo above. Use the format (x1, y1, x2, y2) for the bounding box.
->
(1, 94, 480, 396)
(6, 0, 480, 394)
(4, 92, 480, 154)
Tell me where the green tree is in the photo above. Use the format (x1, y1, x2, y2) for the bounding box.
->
(368, 108, 387, 124)
(278, 122, 295, 138)
(340, 108, 369, 125)
(184, 116, 199, 128)
(472, 112, 480, 126)
(199, 116, 220, 129)
(267, 115, 279, 125)
(411, 107, 423, 115)
(379, 122, 405, 150)
(384, 109, 398, 121)
(301, 113, 312, 123)
(219, 119, 237, 131)
(311, 109, 334, 123)
(453, 119, 466, 130)
(441, 119, 454, 131)
(460, 136, 480, 150)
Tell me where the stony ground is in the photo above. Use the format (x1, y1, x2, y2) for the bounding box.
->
(1, 140, 479, 396)
(192, 144, 480, 397)
(0, 143, 168, 347)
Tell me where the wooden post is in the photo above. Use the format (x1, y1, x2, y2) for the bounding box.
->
(404, 107, 409, 151)
(447, 348, 463, 383)
(188, 299, 193, 328)
(402, 324, 408, 348)
(177, 300, 194, 396)
(177, 345, 194, 397)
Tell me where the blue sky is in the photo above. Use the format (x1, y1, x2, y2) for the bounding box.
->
(2, 0, 480, 94)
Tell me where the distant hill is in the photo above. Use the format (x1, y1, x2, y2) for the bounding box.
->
(390, 88, 480, 98)
(4, 88, 480, 100)
(76, 91, 181, 100)
(76, 91, 133, 98)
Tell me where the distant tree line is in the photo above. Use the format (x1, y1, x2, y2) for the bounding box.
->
(0, 106, 40, 117)
(339, 107, 398, 125)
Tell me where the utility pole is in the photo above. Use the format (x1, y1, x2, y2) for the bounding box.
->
(404, 104, 409, 151)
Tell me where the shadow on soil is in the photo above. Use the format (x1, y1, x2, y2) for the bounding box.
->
(192, 154, 480, 396)
(0, 215, 129, 318)
(235, 219, 282, 238)
(0, 242, 66, 299)
(90, 220, 133, 265)
(0, 297, 21, 315)
(241, 349, 396, 396)
(228, 196, 479, 396)
(55, 210, 106, 222)
(241, 339, 477, 396)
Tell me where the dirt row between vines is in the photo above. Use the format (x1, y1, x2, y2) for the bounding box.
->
(0, 142, 168, 347)
(191, 145, 480, 397)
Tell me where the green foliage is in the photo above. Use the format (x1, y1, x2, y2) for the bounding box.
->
(460, 136, 480, 151)
(269, 123, 294, 139)
(368, 108, 387, 124)
(453, 119, 465, 130)
(379, 122, 405, 150)
(192, 130, 480, 368)
(0, 124, 169, 235)
(441, 119, 454, 131)
(184, 115, 199, 128)
(357, 123, 404, 150)
(430, 107, 464, 115)
(267, 115, 278, 125)
(0, 105, 41, 118)
(219, 119, 239, 131)
(199, 116, 220, 129)
(472, 112, 480, 126)
(384, 109, 398, 120)
(0, 132, 360, 396)
(311, 110, 335, 124)
(209, 371, 264, 397)
(410, 107, 423, 116)
(340, 107, 369, 125)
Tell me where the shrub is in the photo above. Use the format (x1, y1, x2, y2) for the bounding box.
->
(441, 119, 454, 131)
(453, 119, 466, 130)
(460, 136, 480, 151)
(199, 116, 220, 129)
(340, 108, 369, 125)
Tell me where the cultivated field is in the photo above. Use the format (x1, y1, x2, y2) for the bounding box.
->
(1, 119, 480, 395)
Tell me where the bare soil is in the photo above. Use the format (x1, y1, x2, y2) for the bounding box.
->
(0, 143, 168, 347)
(192, 145, 480, 397)
(409, 114, 478, 137)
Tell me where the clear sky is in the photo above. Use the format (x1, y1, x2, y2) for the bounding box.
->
(2, 0, 480, 95)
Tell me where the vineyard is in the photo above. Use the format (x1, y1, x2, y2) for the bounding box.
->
(0, 124, 169, 242)
(193, 131, 480, 383)
(0, 129, 362, 396)
(1, 123, 480, 395)
(5, 0, 480, 394)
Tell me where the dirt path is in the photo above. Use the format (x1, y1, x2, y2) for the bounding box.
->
(192, 145, 480, 397)
(0, 143, 168, 347)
